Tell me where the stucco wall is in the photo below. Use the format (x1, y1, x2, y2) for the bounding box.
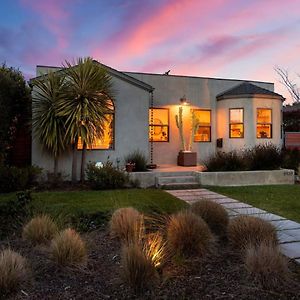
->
(125, 72, 276, 165)
(32, 75, 150, 179)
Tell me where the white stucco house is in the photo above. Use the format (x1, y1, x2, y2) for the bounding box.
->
(31, 62, 284, 177)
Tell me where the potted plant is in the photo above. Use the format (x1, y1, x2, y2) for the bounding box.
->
(175, 107, 199, 166)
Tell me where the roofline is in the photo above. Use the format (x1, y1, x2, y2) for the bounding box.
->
(217, 94, 285, 101)
(31, 62, 154, 92)
(123, 71, 274, 86)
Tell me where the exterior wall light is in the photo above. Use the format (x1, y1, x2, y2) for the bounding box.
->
(180, 95, 190, 106)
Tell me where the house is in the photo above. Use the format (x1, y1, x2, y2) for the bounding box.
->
(31, 62, 285, 177)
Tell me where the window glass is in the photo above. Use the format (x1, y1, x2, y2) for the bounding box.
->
(78, 114, 114, 149)
(194, 110, 211, 142)
(229, 108, 244, 138)
(257, 109, 272, 138)
(149, 108, 169, 142)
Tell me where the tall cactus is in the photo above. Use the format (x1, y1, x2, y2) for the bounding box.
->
(175, 106, 186, 151)
(187, 110, 199, 151)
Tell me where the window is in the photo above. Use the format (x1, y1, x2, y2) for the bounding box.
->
(194, 110, 211, 142)
(257, 108, 272, 138)
(229, 108, 244, 138)
(149, 108, 169, 142)
(77, 100, 114, 150)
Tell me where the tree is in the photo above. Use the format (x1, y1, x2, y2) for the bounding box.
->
(0, 64, 31, 165)
(275, 66, 300, 103)
(57, 58, 114, 182)
(32, 72, 68, 176)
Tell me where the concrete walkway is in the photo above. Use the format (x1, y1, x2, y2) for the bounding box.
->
(166, 188, 300, 263)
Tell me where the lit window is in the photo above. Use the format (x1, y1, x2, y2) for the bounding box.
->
(149, 108, 169, 142)
(229, 108, 244, 138)
(194, 110, 211, 142)
(257, 108, 272, 138)
(78, 100, 114, 150)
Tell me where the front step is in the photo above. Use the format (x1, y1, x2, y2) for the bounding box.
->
(156, 174, 199, 189)
(160, 182, 200, 190)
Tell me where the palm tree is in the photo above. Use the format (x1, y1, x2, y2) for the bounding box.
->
(57, 57, 114, 182)
(32, 72, 67, 176)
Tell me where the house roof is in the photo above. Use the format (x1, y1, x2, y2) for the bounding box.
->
(216, 82, 284, 101)
(29, 60, 154, 92)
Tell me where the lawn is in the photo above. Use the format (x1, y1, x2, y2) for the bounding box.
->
(208, 185, 300, 223)
(0, 189, 188, 221)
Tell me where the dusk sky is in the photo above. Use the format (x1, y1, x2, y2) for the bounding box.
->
(1, 0, 300, 103)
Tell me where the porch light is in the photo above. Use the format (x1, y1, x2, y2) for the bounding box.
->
(180, 95, 190, 106)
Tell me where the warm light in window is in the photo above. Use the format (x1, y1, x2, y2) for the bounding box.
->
(194, 110, 211, 142)
(230, 108, 244, 138)
(257, 109, 272, 138)
(149, 108, 169, 142)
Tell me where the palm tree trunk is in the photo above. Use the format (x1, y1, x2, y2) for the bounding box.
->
(54, 156, 58, 177)
(80, 142, 86, 182)
(71, 142, 78, 183)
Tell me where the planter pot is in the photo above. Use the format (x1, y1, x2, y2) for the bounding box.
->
(177, 151, 197, 166)
(125, 163, 135, 172)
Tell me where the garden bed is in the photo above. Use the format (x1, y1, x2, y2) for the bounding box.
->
(1, 228, 300, 299)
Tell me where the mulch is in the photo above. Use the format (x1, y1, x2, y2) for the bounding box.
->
(1, 228, 300, 300)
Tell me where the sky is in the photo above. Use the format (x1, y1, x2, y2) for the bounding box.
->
(0, 0, 300, 103)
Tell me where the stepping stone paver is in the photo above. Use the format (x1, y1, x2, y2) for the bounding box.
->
(166, 188, 300, 263)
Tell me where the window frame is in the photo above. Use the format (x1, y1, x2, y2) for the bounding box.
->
(229, 108, 244, 139)
(256, 108, 272, 139)
(193, 109, 212, 143)
(149, 107, 170, 143)
(77, 101, 115, 151)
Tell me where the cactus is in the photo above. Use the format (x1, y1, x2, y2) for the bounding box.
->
(187, 111, 199, 151)
(175, 106, 186, 151)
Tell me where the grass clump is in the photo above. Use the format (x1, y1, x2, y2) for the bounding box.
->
(50, 228, 87, 266)
(190, 199, 229, 236)
(121, 242, 158, 292)
(166, 210, 213, 258)
(110, 207, 144, 244)
(245, 243, 289, 289)
(0, 249, 28, 295)
(124, 149, 148, 172)
(228, 215, 278, 251)
(22, 215, 58, 244)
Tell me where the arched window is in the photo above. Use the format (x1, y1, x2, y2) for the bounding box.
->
(78, 99, 114, 150)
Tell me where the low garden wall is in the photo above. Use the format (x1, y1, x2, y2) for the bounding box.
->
(196, 169, 295, 186)
(129, 169, 295, 188)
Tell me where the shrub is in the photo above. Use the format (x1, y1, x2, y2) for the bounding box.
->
(50, 228, 87, 266)
(86, 161, 128, 190)
(121, 242, 158, 292)
(110, 207, 144, 244)
(244, 143, 282, 170)
(22, 215, 58, 244)
(190, 199, 229, 236)
(204, 151, 245, 171)
(228, 215, 278, 251)
(0, 191, 32, 239)
(166, 210, 213, 258)
(0, 249, 27, 295)
(245, 243, 289, 289)
(124, 150, 148, 172)
(281, 148, 300, 174)
(0, 165, 41, 193)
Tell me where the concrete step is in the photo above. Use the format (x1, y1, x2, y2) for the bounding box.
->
(157, 175, 197, 185)
(159, 182, 201, 190)
(153, 171, 195, 177)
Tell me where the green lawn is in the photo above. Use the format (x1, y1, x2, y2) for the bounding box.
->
(207, 185, 300, 223)
(0, 189, 188, 220)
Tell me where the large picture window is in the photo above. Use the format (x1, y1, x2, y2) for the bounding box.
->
(229, 108, 244, 138)
(78, 100, 114, 150)
(257, 108, 272, 138)
(149, 108, 169, 142)
(194, 110, 211, 142)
